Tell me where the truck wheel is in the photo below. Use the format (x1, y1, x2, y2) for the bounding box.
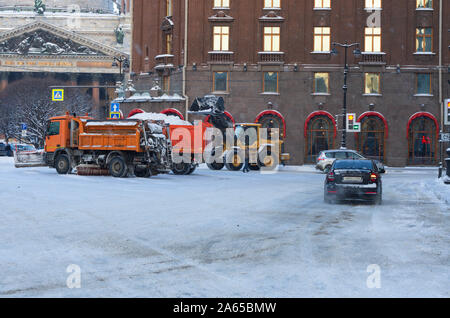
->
(207, 162, 225, 170)
(172, 163, 191, 175)
(225, 152, 244, 171)
(109, 157, 128, 178)
(258, 152, 278, 170)
(135, 166, 151, 178)
(55, 154, 71, 175)
(249, 164, 260, 171)
(186, 165, 197, 175)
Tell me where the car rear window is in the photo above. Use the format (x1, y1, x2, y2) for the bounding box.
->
(325, 152, 334, 158)
(334, 160, 373, 170)
(334, 152, 348, 159)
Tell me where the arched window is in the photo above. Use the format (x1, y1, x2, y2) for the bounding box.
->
(255, 110, 286, 139)
(305, 114, 335, 163)
(408, 115, 438, 165)
(161, 108, 184, 120)
(357, 115, 386, 162)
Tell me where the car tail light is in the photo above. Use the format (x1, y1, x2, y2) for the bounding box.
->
(327, 172, 335, 181)
(370, 173, 377, 182)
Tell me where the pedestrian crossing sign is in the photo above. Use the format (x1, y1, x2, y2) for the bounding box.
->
(52, 89, 64, 101)
(110, 112, 121, 119)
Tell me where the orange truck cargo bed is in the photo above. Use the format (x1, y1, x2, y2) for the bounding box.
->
(78, 120, 143, 152)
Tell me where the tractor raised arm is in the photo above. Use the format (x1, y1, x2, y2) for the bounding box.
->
(189, 95, 234, 132)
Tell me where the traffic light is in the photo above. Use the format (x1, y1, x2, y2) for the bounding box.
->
(346, 113, 361, 132)
(445, 99, 450, 126)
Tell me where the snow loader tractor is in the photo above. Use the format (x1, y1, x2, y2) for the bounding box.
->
(14, 113, 173, 178)
(189, 95, 289, 171)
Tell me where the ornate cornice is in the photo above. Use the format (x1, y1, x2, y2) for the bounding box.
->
(0, 21, 128, 58)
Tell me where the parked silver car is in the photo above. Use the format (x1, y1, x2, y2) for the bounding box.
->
(316, 149, 385, 173)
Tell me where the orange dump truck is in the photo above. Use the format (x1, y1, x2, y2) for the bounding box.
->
(168, 121, 214, 175)
(15, 113, 173, 178)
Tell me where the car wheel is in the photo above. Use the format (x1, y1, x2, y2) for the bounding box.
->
(108, 157, 128, 178)
(324, 191, 332, 204)
(56, 154, 71, 175)
(375, 193, 382, 205)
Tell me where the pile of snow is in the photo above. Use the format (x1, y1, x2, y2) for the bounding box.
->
(130, 112, 192, 126)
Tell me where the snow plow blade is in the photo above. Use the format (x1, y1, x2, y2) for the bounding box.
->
(14, 150, 47, 168)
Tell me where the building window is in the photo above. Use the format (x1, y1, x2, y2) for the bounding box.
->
(214, 0, 230, 8)
(264, 27, 281, 51)
(166, 0, 173, 16)
(416, 28, 433, 52)
(416, 74, 431, 95)
(165, 34, 173, 54)
(364, 73, 380, 94)
(417, 0, 432, 9)
(213, 26, 230, 51)
(263, 72, 279, 93)
(264, 0, 281, 9)
(365, 0, 382, 9)
(213, 72, 229, 92)
(313, 27, 330, 52)
(314, 73, 329, 93)
(314, 0, 331, 9)
(365, 27, 381, 52)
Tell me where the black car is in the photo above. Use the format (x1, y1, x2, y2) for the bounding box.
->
(0, 142, 6, 156)
(324, 159, 382, 205)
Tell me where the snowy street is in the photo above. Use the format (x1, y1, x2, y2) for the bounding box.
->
(0, 157, 448, 297)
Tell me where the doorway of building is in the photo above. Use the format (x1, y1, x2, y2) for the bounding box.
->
(357, 115, 386, 162)
(408, 115, 438, 165)
(305, 114, 335, 163)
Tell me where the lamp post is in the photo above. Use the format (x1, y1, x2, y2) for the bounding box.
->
(112, 56, 130, 80)
(331, 42, 361, 149)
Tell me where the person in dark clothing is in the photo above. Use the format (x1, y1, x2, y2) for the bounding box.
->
(242, 146, 252, 173)
(5, 143, 13, 157)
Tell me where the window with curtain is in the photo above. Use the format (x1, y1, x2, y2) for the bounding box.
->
(264, 27, 281, 51)
(213, 26, 230, 51)
(365, 73, 380, 94)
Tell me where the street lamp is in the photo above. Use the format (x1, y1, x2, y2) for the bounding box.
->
(112, 56, 130, 79)
(331, 41, 361, 149)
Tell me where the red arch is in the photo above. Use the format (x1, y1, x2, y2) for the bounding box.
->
(358, 112, 389, 138)
(304, 111, 337, 138)
(407, 112, 439, 139)
(161, 108, 185, 120)
(204, 111, 236, 125)
(255, 110, 287, 138)
(127, 108, 145, 118)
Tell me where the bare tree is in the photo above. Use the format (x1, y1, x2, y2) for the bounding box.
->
(0, 77, 93, 148)
(0, 100, 20, 143)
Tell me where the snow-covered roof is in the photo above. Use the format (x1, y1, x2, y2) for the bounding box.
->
(113, 93, 185, 103)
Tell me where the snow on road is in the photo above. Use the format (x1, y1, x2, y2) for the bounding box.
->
(0, 157, 448, 297)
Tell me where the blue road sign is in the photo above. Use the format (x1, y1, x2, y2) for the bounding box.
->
(21, 123, 27, 131)
(110, 102, 120, 113)
(52, 89, 64, 101)
(110, 113, 121, 119)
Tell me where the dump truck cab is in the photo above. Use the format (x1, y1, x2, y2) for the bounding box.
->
(45, 113, 92, 154)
